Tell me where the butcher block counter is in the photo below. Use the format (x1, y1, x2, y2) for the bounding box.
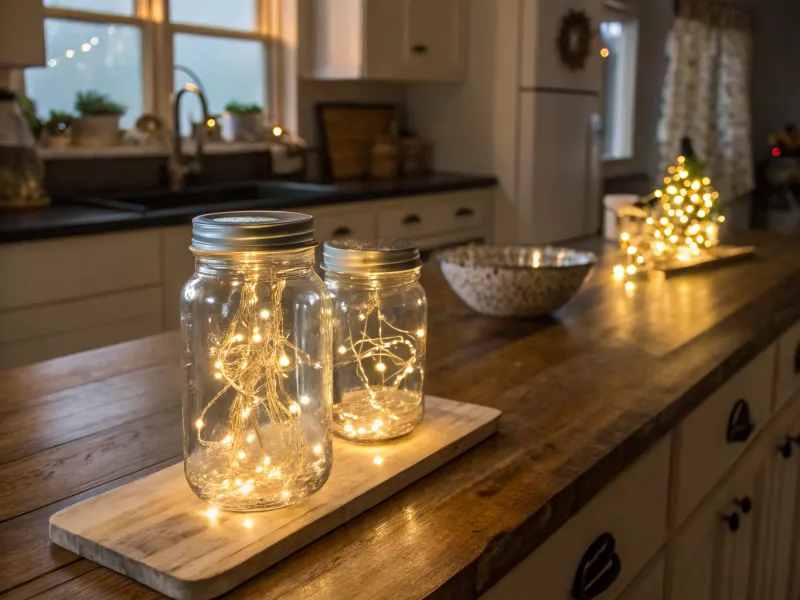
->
(3, 232, 800, 600)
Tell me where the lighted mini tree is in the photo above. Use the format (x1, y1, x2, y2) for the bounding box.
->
(614, 153, 726, 282)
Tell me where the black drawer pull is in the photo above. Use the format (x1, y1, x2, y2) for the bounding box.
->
(795, 341, 800, 374)
(411, 44, 428, 54)
(455, 207, 475, 218)
(723, 512, 740, 532)
(727, 399, 755, 444)
(779, 439, 793, 458)
(734, 497, 752, 514)
(571, 533, 621, 599)
(331, 226, 352, 238)
(402, 214, 422, 226)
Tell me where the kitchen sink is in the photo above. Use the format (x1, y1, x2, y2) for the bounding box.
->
(65, 181, 336, 214)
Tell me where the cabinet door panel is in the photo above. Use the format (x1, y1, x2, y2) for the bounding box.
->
(404, 0, 464, 77)
(618, 552, 665, 600)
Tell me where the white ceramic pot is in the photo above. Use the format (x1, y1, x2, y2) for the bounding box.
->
(230, 112, 264, 142)
(73, 115, 120, 147)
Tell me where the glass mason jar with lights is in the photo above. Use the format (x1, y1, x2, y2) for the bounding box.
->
(180, 211, 333, 511)
(322, 240, 427, 443)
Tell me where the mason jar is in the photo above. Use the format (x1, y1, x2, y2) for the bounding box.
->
(180, 211, 332, 511)
(322, 240, 427, 442)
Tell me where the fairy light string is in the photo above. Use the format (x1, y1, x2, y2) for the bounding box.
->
(192, 268, 329, 506)
(614, 155, 725, 283)
(334, 282, 425, 440)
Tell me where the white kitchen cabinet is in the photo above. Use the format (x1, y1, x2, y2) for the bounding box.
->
(671, 345, 776, 527)
(481, 436, 670, 600)
(0, 0, 44, 68)
(760, 401, 800, 600)
(617, 552, 665, 600)
(668, 427, 772, 600)
(0, 230, 164, 369)
(304, 0, 467, 81)
(161, 226, 194, 331)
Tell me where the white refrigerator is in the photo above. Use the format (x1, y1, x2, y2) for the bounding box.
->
(515, 0, 605, 245)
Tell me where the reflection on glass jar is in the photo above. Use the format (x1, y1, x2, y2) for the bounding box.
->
(323, 240, 427, 443)
(180, 211, 332, 511)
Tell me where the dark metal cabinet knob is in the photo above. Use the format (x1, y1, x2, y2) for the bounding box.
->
(734, 497, 752, 514)
(455, 207, 475, 218)
(402, 214, 422, 226)
(571, 533, 622, 599)
(727, 400, 755, 444)
(411, 44, 428, 54)
(723, 512, 740, 532)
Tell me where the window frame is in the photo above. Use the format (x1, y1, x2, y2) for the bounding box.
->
(16, 0, 278, 135)
(599, 13, 639, 168)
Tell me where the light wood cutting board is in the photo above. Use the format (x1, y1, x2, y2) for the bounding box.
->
(49, 395, 501, 599)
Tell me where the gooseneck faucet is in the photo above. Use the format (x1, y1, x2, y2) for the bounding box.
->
(170, 83, 211, 190)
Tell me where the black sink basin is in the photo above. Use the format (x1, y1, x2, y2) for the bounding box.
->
(65, 181, 335, 214)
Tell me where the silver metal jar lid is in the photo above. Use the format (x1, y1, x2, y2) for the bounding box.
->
(191, 211, 316, 253)
(322, 239, 422, 274)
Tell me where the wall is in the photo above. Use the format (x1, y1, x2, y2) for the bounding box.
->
(296, 80, 406, 145)
(620, 0, 672, 182)
(734, 0, 800, 160)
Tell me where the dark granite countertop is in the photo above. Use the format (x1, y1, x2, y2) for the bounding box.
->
(0, 172, 497, 244)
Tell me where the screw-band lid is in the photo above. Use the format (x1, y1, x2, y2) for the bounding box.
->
(191, 211, 316, 253)
(322, 239, 422, 274)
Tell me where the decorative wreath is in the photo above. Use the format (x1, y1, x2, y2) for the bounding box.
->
(557, 9, 592, 71)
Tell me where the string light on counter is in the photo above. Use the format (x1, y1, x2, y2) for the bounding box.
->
(614, 154, 724, 283)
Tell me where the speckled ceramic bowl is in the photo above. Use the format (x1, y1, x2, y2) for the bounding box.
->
(437, 245, 597, 318)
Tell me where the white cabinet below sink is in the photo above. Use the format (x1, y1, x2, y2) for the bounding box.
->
(0, 188, 494, 368)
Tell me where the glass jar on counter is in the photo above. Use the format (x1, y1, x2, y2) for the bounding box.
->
(181, 211, 332, 511)
(322, 240, 427, 443)
(0, 90, 48, 209)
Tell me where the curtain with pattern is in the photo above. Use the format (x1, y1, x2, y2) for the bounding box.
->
(657, 0, 754, 199)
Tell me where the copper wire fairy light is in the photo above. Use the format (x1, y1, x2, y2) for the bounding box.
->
(182, 211, 332, 511)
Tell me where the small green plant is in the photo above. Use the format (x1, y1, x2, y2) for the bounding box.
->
(74, 90, 126, 116)
(15, 93, 42, 135)
(224, 101, 262, 114)
(45, 110, 73, 135)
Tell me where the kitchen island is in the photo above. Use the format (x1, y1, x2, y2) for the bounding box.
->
(2, 232, 800, 599)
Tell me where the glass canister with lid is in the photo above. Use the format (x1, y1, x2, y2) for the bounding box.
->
(322, 240, 427, 443)
(180, 211, 333, 511)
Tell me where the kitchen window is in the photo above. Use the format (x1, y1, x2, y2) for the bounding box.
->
(600, 19, 638, 161)
(22, 0, 274, 136)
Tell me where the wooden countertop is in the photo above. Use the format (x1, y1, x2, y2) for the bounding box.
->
(2, 232, 800, 599)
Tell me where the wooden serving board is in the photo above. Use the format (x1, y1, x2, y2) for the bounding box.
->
(49, 396, 500, 600)
(654, 244, 756, 277)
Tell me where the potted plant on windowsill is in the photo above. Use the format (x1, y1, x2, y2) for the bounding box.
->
(73, 90, 126, 147)
(225, 101, 264, 142)
(43, 111, 73, 149)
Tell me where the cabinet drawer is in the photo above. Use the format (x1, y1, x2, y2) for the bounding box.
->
(0, 287, 163, 369)
(377, 190, 491, 240)
(775, 320, 800, 410)
(0, 229, 161, 311)
(481, 436, 670, 600)
(314, 212, 376, 242)
(672, 345, 776, 526)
